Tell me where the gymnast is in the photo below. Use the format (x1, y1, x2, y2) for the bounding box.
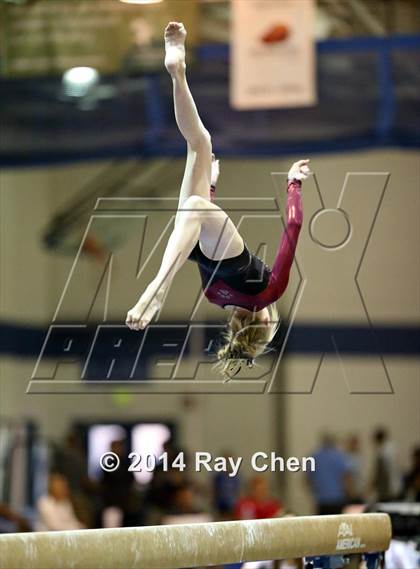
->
(126, 22, 310, 378)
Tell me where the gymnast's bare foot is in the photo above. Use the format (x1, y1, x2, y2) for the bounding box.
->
(126, 282, 165, 331)
(164, 21, 187, 77)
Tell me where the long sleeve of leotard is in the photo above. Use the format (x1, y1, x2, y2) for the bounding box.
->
(266, 179, 303, 301)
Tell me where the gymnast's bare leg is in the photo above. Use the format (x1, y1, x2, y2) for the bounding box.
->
(164, 22, 212, 208)
(126, 22, 243, 330)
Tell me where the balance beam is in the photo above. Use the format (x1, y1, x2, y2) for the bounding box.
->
(0, 513, 391, 569)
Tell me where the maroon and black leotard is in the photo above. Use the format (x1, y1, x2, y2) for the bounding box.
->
(188, 179, 303, 311)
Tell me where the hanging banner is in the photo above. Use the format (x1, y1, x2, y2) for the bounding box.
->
(231, 0, 316, 110)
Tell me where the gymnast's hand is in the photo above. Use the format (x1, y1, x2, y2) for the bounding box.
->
(288, 159, 311, 181)
(126, 281, 165, 331)
(211, 153, 220, 187)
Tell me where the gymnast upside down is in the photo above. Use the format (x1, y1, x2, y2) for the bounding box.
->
(126, 22, 310, 378)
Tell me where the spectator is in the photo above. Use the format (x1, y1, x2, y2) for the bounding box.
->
(307, 433, 352, 515)
(213, 451, 241, 519)
(345, 434, 365, 503)
(168, 482, 201, 516)
(0, 504, 31, 533)
(37, 473, 85, 531)
(53, 430, 87, 494)
(403, 445, 420, 502)
(371, 428, 401, 501)
(101, 439, 138, 527)
(54, 429, 97, 528)
(145, 442, 186, 516)
(235, 476, 282, 520)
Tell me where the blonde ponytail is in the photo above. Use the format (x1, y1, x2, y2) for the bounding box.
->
(215, 304, 279, 380)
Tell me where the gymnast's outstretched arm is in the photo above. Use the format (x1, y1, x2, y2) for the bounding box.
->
(266, 159, 310, 302)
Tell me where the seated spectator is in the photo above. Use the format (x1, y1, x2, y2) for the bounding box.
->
(235, 476, 282, 520)
(168, 482, 202, 516)
(0, 504, 31, 533)
(162, 481, 212, 525)
(37, 473, 85, 531)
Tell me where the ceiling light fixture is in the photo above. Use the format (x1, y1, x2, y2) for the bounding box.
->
(62, 67, 100, 98)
